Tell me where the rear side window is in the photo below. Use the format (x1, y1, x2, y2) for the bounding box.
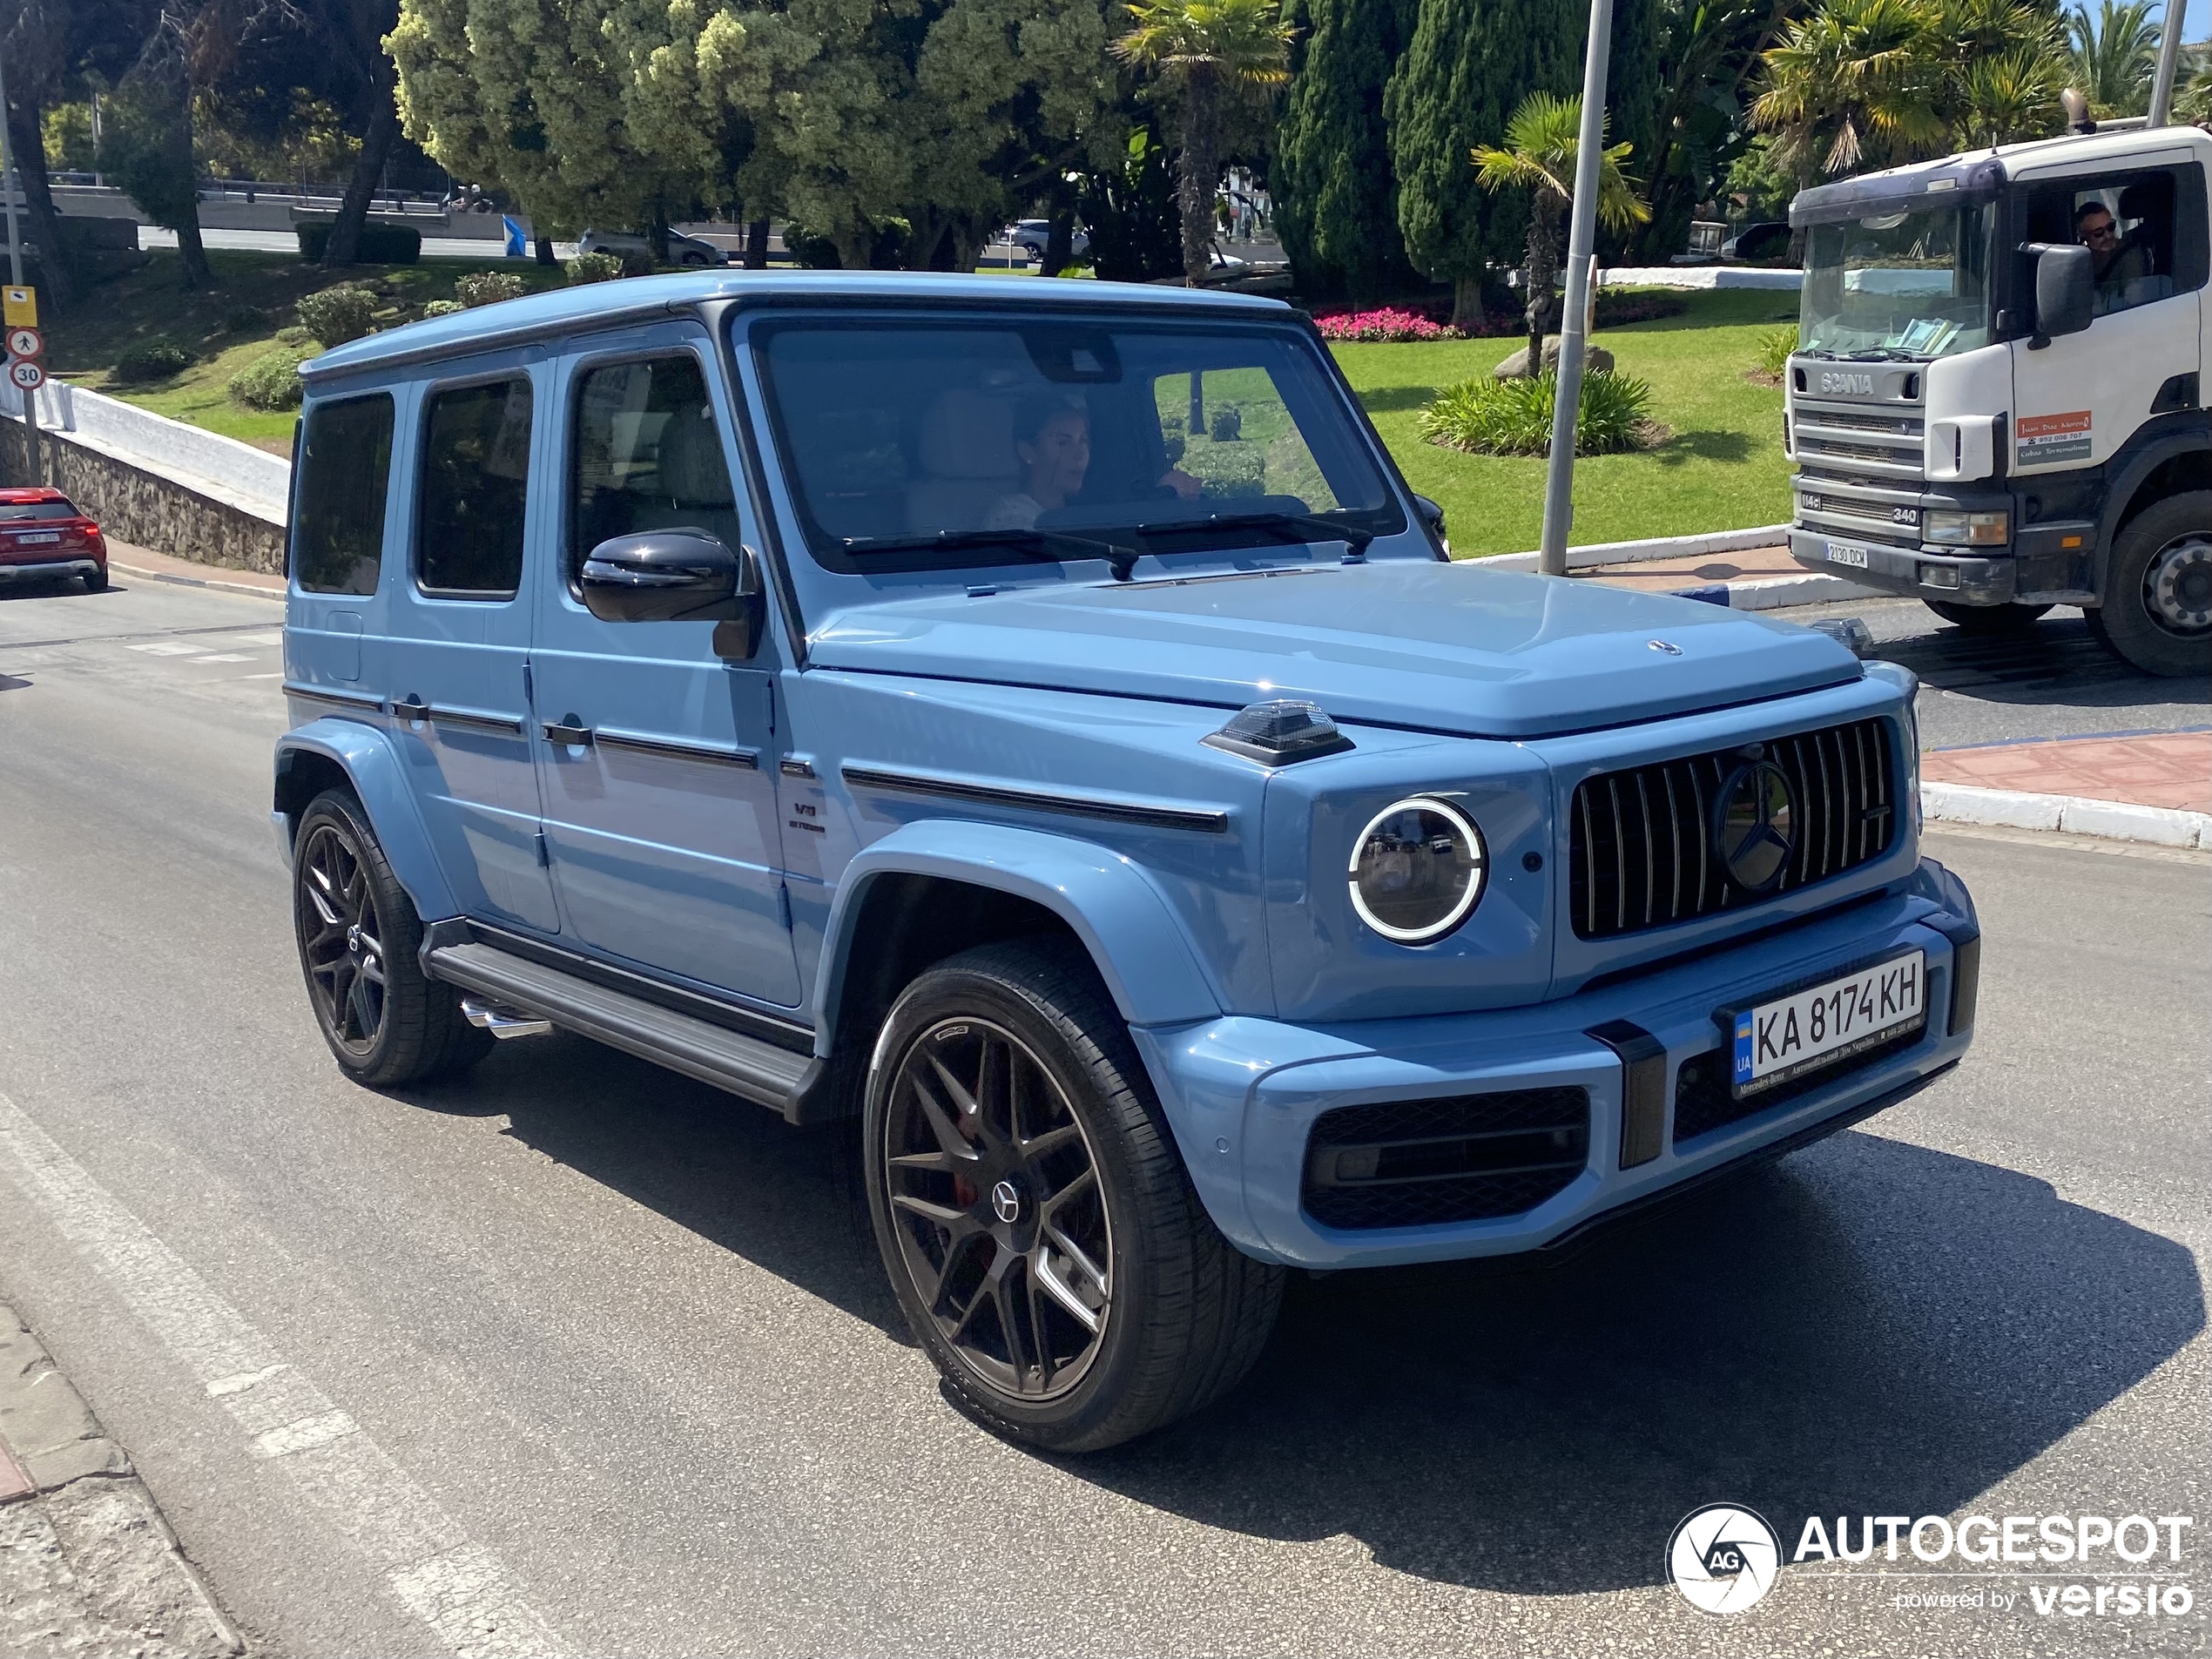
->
(417, 377, 534, 597)
(568, 355, 740, 583)
(293, 395, 393, 595)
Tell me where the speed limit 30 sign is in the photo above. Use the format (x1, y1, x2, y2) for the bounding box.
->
(8, 359, 45, 391)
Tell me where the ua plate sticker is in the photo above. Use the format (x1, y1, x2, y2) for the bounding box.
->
(2017, 409, 2092, 466)
(1730, 950, 1925, 1097)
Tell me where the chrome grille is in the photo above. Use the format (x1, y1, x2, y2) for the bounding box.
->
(1791, 396, 1925, 482)
(1568, 718, 1898, 940)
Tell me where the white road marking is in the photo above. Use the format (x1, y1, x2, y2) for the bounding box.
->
(128, 641, 205, 656)
(227, 632, 285, 645)
(0, 1089, 567, 1659)
(235, 671, 286, 681)
(191, 653, 253, 664)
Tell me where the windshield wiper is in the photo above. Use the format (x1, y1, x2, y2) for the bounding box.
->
(836, 526, 1129, 566)
(1842, 347, 1925, 361)
(1131, 509, 1378, 558)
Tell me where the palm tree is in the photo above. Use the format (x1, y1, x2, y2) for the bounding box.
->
(2067, 0, 2161, 116)
(1112, 0, 1292, 287)
(1953, 44, 2067, 145)
(1472, 92, 1649, 379)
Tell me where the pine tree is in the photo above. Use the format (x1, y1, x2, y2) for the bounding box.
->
(1386, 0, 1581, 326)
(1274, 0, 1420, 302)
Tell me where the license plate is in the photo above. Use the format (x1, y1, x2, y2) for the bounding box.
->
(1726, 950, 1925, 1099)
(10, 530, 61, 546)
(1824, 541, 1871, 568)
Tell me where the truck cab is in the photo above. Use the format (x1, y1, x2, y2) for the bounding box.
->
(1784, 125, 2211, 677)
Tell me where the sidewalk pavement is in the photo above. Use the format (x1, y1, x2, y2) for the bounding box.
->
(1, 1305, 243, 1657)
(107, 543, 283, 601)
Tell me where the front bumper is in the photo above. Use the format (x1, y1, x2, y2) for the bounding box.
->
(0, 557, 101, 584)
(1135, 858, 1979, 1268)
(1789, 529, 2015, 604)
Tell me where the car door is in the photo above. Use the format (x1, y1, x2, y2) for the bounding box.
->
(382, 362, 561, 931)
(530, 333, 802, 1006)
(2010, 161, 2208, 478)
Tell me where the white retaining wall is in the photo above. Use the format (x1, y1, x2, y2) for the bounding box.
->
(0, 380, 289, 525)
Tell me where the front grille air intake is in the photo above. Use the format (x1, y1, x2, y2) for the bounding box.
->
(1303, 1087, 1589, 1231)
(1569, 718, 1898, 940)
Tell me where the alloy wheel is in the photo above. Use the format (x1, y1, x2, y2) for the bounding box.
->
(881, 1018, 1114, 1400)
(297, 822, 387, 1055)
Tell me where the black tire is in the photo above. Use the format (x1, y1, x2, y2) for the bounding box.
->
(1924, 598, 2050, 632)
(2086, 492, 2212, 678)
(291, 788, 492, 1087)
(864, 939, 1283, 1452)
(81, 568, 108, 594)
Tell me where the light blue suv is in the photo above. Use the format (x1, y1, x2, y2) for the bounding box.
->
(274, 273, 1981, 1451)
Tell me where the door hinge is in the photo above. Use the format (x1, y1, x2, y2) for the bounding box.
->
(534, 830, 550, 867)
(776, 882, 792, 929)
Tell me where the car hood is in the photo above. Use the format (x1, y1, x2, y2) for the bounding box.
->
(807, 561, 1862, 739)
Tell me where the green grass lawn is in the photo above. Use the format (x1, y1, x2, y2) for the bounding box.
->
(47, 249, 570, 453)
(1329, 288, 1801, 556)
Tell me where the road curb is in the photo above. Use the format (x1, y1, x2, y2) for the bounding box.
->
(1921, 781, 2210, 849)
(109, 559, 284, 603)
(1472, 523, 1791, 572)
(0, 1303, 244, 1656)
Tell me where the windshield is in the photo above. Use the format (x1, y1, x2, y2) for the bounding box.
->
(1800, 203, 1993, 361)
(753, 316, 1399, 574)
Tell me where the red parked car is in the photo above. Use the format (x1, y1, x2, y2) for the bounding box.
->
(0, 487, 108, 593)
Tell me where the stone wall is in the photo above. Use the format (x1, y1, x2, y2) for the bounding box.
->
(0, 418, 286, 574)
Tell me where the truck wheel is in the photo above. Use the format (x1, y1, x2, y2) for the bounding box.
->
(1924, 599, 2050, 632)
(291, 789, 491, 1087)
(864, 940, 1283, 1453)
(2087, 492, 2212, 678)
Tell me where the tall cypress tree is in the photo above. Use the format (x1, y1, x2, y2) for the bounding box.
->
(1275, 0, 1420, 302)
(1386, 0, 1654, 324)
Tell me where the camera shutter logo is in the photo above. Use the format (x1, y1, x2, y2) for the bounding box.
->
(1667, 1504, 1782, 1614)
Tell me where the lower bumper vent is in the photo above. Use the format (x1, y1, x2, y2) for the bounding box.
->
(1672, 1025, 1926, 1145)
(1303, 1087, 1590, 1231)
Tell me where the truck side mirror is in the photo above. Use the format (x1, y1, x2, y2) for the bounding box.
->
(2032, 244, 2095, 345)
(1413, 494, 1447, 543)
(579, 529, 764, 651)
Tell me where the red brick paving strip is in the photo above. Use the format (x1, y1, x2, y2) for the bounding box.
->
(0, 1438, 31, 1504)
(1921, 732, 2212, 813)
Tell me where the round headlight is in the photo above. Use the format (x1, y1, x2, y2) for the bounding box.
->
(1347, 796, 1487, 944)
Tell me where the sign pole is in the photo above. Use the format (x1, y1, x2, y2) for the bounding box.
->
(1536, 0, 1617, 577)
(0, 48, 41, 483)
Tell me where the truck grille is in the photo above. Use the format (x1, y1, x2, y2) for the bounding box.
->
(1791, 396, 1924, 481)
(1302, 1087, 1588, 1231)
(1568, 718, 1898, 940)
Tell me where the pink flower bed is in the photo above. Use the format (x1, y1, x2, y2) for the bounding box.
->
(1312, 307, 1460, 342)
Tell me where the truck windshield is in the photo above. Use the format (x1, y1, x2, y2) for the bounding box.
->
(1800, 202, 1993, 360)
(752, 316, 1399, 574)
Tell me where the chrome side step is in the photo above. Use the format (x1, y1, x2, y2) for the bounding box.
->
(426, 941, 827, 1120)
(461, 997, 555, 1040)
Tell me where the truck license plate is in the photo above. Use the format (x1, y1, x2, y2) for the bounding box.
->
(1824, 541, 1871, 568)
(1727, 950, 1925, 1099)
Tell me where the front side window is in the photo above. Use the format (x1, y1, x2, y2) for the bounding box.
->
(417, 376, 534, 597)
(293, 393, 394, 595)
(1800, 203, 1993, 361)
(2032, 172, 2188, 318)
(753, 318, 1397, 575)
(568, 354, 739, 584)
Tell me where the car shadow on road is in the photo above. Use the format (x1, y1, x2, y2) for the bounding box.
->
(1056, 1127, 2202, 1595)
(1872, 614, 2212, 705)
(421, 1040, 2201, 1599)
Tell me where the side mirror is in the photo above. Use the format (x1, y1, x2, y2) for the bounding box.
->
(1413, 493, 1447, 543)
(580, 529, 759, 617)
(2032, 244, 2095, 344)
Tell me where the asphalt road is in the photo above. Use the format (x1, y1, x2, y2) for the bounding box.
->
(0, 573, 2206, 1657)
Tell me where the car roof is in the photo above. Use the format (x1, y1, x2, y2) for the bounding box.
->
(300, 269, 1297, 385)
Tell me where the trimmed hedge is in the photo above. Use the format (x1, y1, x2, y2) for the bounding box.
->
(297, 287, 380, 347)
(111, 340, 194, 385)
(229, 348, 311, 411)
(294, 222, 423, 264)
(454, 272, 529, 308)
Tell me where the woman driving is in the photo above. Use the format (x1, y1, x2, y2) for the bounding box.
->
(986, 395, 1203, 529)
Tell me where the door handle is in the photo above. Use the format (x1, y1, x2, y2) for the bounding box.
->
(542, 718, 594, 746)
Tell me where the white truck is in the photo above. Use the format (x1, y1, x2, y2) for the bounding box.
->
(1784, 123, 2210, 677)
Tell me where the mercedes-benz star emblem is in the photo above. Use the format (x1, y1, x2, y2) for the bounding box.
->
(990, 1180, 1022, 1224)
(1648, 639, 1683, 655)
(1713, 760, 1796, 892)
